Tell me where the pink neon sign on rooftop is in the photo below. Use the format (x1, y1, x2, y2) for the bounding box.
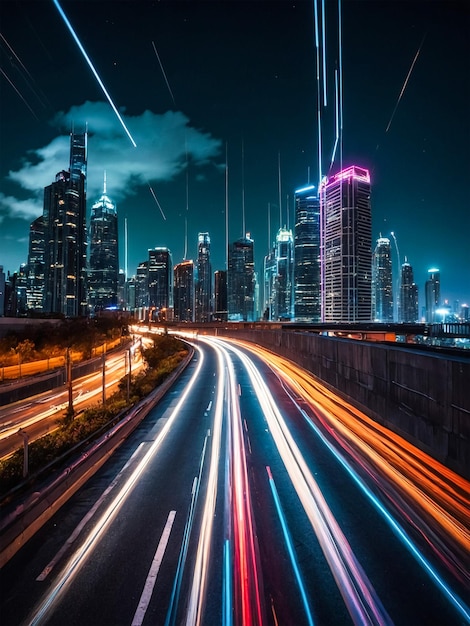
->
(321, 165, 371, 188)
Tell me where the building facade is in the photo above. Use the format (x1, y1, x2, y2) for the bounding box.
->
(213, 269, 227, 321)
(88, 176, 119, 312)
(272, 227, 294, 321)
(294, 185, 321, 321)
(174, 260, 195, 322)
(425, 268, 440, 323)
(320, 166, 372, 322)
(43, 131, 88, 317)
(372, 236, 393, 322)
(26, 216, 45, 312)
(400, 259, 419, 322)
(228, 234, 256, 321)
(148, 247, 172, 320)
(195, 232, 212, 322)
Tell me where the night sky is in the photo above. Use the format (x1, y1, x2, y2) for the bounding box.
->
(1, 0, 469, 311)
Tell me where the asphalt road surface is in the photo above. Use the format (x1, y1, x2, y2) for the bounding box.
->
(1, 335, 468, 625)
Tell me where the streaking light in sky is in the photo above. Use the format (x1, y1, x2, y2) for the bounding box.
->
(385, 35, 426, 134)
(52, 0, 137, 148)
(148, 184, 167, 220)
(151, 41, 176, 106)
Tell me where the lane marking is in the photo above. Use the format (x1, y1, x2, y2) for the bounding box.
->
(131, 510, 176, 626)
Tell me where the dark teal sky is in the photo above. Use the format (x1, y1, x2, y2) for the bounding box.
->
(1, 0, 469, 309)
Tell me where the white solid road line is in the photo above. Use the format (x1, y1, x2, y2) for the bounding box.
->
(131, 510, 177, 626)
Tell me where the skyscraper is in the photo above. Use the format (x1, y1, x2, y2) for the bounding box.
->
(43, 131, 88, 317)
(174, 260, 195, 322)
(26, 216, 45, 312)
(195, 232, 212, 322)
(372, 236, 393, 322)
(88, 175, 119, 312)
(272, 227, 294, 320)
(228, 234, 256, 321)
(320, 166, 372, 322)
(425, 268, 440, 323)
(135, 261, 149, 311)
(213, 270, 227, 321)
(263, 246, 276, 321)
(400, 259, 418, 322)
(294, 185, 321, 321)
(148, 247, 172, 320)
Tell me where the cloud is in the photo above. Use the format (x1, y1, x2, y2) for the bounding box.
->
(6, 100, 222, 213)
(0, 192, 43, 221)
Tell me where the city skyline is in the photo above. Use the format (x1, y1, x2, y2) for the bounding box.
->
(1, 1, 469, 309)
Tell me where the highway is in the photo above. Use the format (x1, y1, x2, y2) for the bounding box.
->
(0, 335, 468, 625)
(0, 339, 148, 460)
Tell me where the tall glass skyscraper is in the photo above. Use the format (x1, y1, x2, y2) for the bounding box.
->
(228, 234, 256, 321)
(263, 246, 276, 321)
(174, 260, 194, 322)
(425, 268, 440, 322)
(43, 131, 88, 317)
(148, 247, 172, 320)
(320, 166, 372, 322)
(372, 236, 393, 322)
(214, 270, 227, 321)
(294, 185, 321, 321)
(195, 232, 212, 322)
(88, 175, 119, 312)
(400, 259, 419, 322)
(26, 215, 45, 312)
(272, 227, 294, 320)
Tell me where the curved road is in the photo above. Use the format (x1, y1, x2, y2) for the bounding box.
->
(0, 335, 468, 625)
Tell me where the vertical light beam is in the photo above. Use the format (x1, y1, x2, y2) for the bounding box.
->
(53, 0, 137, 147)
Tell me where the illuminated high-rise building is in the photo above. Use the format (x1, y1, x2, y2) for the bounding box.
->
(294, 185, 321, 321)
(228, 234, 256, 321)
(26, 215, 45, 312)
(425, 268, 440, 323)
(320, 166, 372, 322)
(88, 175, 119, 312)
(214, 270, 227, 321)
(135, 261, 149, 309)
(400, 259, 418, 322)
(174, 260, 194, 322)
(148, 247, 172, 319)
(263, 246, 276, 321)
(372, 236, 393, 322)
(195, 232, 212, 322)
(272, 227, 294, 320)
(43, 131, 88, 317)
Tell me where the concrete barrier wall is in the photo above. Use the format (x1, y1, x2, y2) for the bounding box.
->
(217, 328, 470, 479)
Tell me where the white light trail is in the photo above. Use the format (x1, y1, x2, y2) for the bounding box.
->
(152, 41, 176, 106)
(52, 0, 137, 147)
(27, 345, 204, 626)
(385, 36, 426, 134)
(148, 183, 167, 220)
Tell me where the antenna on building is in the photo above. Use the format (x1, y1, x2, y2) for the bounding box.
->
(103, 170, 107, 194)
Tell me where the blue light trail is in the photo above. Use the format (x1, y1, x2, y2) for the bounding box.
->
(52, 0, 137, 148)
